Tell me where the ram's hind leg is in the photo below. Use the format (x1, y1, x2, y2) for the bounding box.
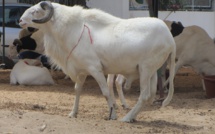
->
(69, 74, 87, 118)
(149, 73, 158, 104)
(115, 74, 130, 109)
(121, 67, 152, 122)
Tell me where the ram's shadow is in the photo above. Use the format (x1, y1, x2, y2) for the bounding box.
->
(132, 119, 204, 133)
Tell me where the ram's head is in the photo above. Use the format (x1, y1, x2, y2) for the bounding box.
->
(19, 1, 54, 29)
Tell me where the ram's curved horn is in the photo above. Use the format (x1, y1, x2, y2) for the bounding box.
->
(32, 1, 54, 24)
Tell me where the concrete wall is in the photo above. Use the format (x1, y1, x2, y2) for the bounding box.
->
(129, 11, 215, 38)
(86, 0, 128, 18)
(87, 0, 215, 38)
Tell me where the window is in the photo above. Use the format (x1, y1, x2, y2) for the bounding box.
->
(183, 0, 212, 10)
(159, 0, 213, 11)
(129, 0, 214, 11)
(129, 0, 149, 10)
(0, 6, 29, 28)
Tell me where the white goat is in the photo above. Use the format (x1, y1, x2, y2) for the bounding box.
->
(10, 59, 55, 85)
(19, 1, 176, 122)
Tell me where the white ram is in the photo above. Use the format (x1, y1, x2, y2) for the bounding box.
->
(10, 59, 55, 85)
(19, 1, 176, 122)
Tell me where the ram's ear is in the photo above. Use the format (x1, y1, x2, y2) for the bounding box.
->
(13, 39, 22, 46)
(178, 21, 184, 28)
(32, 1, 54, 24)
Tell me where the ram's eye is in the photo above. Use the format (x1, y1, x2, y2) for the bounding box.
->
(31, 10, 35, 15)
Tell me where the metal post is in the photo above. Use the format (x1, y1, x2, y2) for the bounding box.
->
(192, 0, 194, 10)
(1, 0, 6, 69)
(152, 0, 158, 18)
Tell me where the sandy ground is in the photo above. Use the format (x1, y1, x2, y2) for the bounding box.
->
(0, 67, 215, 134)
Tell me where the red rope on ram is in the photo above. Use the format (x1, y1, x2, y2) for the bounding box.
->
(67, 24, 93, 60)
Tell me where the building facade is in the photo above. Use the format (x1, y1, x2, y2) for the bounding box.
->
(10, 0, 215, 38)
(87, 0, 215, 38)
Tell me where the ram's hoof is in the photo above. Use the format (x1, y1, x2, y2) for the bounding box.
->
(153, 98, 165, 105)
(121, 117, 137, 123)
(122, 105, 130, 110)
(68, 112, 77, 118)
(113, 103, 118, 109)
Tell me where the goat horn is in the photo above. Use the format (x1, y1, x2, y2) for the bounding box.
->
(32, 1, 54, 24)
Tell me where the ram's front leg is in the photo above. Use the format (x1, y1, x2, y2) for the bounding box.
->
(69, 74, 87, 118)
(90, 68, 117, 120)
(107, 74, 118, 109)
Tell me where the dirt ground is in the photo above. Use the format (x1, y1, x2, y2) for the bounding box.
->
(0, 67, 215, 134)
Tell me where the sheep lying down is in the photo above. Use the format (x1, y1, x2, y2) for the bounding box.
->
(10, 59, 54, 85)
